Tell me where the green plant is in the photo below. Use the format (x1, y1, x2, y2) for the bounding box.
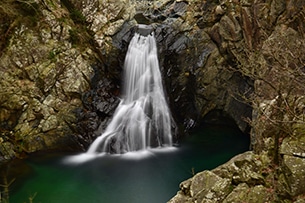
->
(48, 49, 60, 61)
(70, 9, 86, 25)
(68, 28, 79, 45)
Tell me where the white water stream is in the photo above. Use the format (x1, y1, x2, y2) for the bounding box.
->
(87, 32, 173, 154)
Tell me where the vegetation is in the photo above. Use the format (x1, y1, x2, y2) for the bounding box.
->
(236, 27, 305, 164)
(70, 9, 87, 25)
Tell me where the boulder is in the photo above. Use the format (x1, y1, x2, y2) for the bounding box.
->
(168, 151, 277, 202)
(281, 155, 305, 197)
(169, 171, 232, 203)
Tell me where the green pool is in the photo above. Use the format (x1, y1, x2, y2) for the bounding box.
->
(4, 123, 250, 203)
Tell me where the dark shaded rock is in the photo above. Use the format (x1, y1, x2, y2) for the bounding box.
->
(136, 24, 154, 36)
(196, 1, 223, 28)
(142, 0, 188, 23)
(134, 12, 151, 24)
(112, 21, 136, 51)
(75, 64, 120, 150)
(155, 20, 252, 133)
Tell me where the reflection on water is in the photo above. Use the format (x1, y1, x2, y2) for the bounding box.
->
(5, 124, 249, 203)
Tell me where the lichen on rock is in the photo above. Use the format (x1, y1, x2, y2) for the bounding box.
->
(0, 0, 96, 158)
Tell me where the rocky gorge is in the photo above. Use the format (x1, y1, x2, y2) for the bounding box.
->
(0, 0, 305, 202)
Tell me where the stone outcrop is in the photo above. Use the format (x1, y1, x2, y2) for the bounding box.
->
(169, 151, 276, 203)
(168, 0, 305, 202)
(169, 151, 305, 202)
(0, 0, 134, 160)
(0, 0, 95, 161)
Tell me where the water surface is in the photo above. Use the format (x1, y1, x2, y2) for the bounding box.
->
(7, 124, 249, 203)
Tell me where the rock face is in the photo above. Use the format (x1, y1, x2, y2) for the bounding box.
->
(167, 0, 305, 202)
(0, 0, 253, 162)
(0, 0, 134, 160)
(0, 0, 95, 161)
(1, 0, 305, 201)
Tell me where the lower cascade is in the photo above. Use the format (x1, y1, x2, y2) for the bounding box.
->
(87, 31, 173, 154)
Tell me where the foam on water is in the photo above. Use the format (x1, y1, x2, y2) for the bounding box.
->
(63, 147, 178, 165)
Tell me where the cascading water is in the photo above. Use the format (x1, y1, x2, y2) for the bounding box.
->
(87, 31, 173, 154)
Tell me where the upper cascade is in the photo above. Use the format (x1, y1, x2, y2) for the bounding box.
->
(87, 31, 174, 154)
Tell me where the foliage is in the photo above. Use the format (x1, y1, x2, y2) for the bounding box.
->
(48, 49, 60, 61)
(70, 9, 87, 25)
(60, 0, 87, 25)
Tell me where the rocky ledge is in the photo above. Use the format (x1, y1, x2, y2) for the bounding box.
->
(169, 151, 305, 203)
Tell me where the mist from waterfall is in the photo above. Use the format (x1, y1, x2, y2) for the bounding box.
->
(87, 32, 173, 154)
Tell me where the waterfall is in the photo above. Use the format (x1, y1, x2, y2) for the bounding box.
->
(87, 32, 173, 154)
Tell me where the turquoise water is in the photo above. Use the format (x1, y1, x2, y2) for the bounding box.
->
(6, 124, 249, 203)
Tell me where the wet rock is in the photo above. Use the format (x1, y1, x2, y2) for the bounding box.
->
(143, 0, 188, 22)
(157, 20, 252, 132)
(75, 74, 120, 149)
